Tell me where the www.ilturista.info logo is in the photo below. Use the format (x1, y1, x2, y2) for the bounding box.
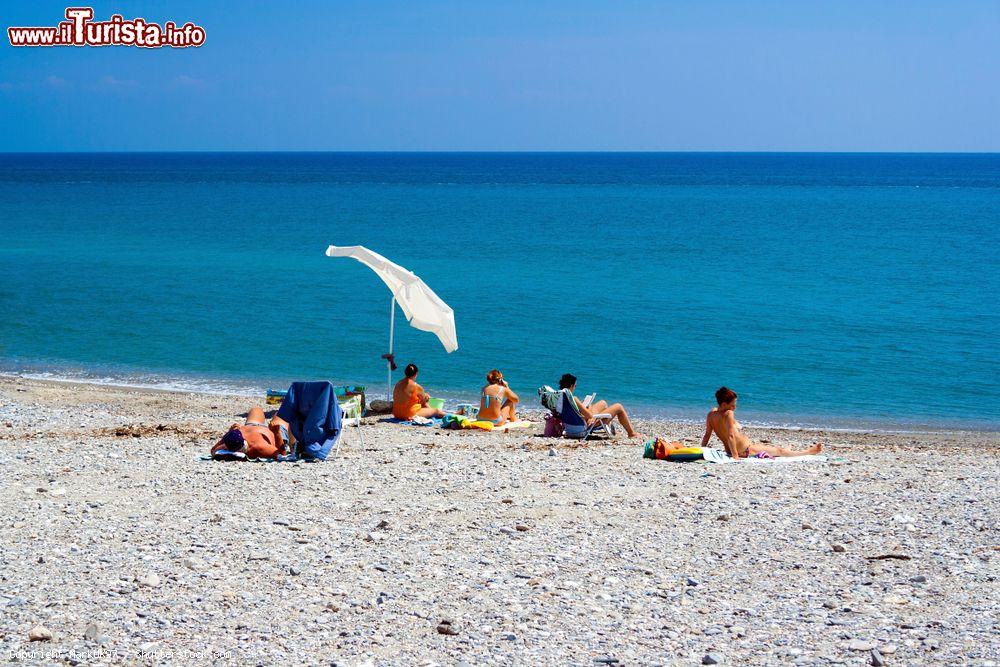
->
(7, 7, 205, 48)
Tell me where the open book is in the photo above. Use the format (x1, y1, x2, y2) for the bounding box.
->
(582, 393, 596, 408)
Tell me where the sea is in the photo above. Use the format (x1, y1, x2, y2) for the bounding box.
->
(1, 152, 998, 431)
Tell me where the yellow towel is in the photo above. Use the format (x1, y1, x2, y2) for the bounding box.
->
(494, 421, 534, 432)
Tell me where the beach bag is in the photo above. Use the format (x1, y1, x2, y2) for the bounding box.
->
(642, 438, 676, 460)
(544, 414, 563, 437)
(335, 385, 367, 415)
(642, 439, 702, 461)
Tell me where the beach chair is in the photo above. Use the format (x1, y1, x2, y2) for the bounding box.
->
(558, 388, 615, 440)
(276, 381, 343, 461)
(537, 386, 563, 437)
(336, 393, 365, 456)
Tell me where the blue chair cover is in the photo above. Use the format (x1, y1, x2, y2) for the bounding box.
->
(276, 381, 343, 461)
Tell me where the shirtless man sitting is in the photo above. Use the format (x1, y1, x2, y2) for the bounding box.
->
(701, 386, 822, 459)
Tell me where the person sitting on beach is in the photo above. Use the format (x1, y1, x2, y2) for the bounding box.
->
(559, 373, 642, 439)
(701, 386, 823, 459)
(477, 369, 520, 425)
(393, 363, 446, 420)
(211, 406, 289, 459)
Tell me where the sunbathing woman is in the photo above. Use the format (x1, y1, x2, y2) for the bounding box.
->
(211, 406, 289, 459)
(477, 369, 520, 426)
(701, 387, 823, 458)
(392, 363, 446, 420)
(559, 373, 642, 439)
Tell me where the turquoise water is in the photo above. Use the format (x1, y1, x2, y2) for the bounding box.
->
(1, 153, 998, 430)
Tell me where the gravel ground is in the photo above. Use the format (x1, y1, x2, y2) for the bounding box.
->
(1, 376, 998, 666)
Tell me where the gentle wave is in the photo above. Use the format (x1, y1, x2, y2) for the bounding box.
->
(0, 369, 263, 398)
(2, 367, 993, 435)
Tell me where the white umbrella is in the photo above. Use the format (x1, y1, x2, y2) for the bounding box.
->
(325, 245, 458, 398)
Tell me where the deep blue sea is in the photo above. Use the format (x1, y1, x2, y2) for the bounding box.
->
(1, 153, 998, 431)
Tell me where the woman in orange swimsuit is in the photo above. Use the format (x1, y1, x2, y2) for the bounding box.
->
(392, 363, 446, 420)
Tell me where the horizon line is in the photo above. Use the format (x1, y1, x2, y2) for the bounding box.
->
(2, 150, 999, 155)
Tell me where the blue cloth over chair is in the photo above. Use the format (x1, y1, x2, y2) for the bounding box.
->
(276, 381, 343, 461)
(559, 390, 590, 438)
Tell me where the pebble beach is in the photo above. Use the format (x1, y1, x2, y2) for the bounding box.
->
(1, 375, 997, 666)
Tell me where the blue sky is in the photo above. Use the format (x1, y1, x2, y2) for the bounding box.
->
(1, 1, 997, 151)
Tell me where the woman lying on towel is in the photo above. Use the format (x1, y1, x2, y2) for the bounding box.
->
(559, 373, 643, 440)
(211, 406, 290, 459)
(392, 363, 446, 420)
(477, 369, 520, 426)
(702, 387, 823, 459)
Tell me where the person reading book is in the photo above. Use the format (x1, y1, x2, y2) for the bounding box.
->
(558, 373, 642, 439)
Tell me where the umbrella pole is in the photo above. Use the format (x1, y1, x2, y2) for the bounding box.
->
(387, 296, 396, 401)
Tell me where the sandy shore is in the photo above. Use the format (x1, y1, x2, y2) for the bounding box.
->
(1, 375, 997, 666)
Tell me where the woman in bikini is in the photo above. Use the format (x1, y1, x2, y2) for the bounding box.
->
(477, 369, 520, 426)
(701, 386, 823, 458)
(211, 406, 289, 459)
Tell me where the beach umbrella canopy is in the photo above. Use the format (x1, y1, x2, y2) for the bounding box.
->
(326, 244, 457, 398)
(325, 245, 458, 353)
(325, 246, 457, 400)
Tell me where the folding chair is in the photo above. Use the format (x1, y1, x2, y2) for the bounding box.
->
(335, 394, 365, 456)
(275, 381, 343, 461)
(558, 388, 615, 440)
